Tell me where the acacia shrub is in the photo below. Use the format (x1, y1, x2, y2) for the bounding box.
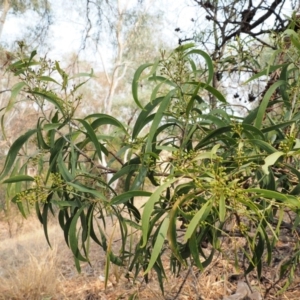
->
(2, 37, 300, 293)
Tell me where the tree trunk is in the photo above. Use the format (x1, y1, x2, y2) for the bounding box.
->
(0, 0, 11, 41)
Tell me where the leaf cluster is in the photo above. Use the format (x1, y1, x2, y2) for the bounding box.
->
(3, 31, 300, 295)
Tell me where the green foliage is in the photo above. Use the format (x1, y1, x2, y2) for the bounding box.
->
(3, 33, 300, 293)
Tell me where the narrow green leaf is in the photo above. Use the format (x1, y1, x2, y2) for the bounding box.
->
(42, 203, 52, 248)
(146, 91, 175, 153)
(111, 190, 151, 205)
(29, 90, 65, 113)
(43, 123, 62, 131)
(67, 182, 108, 202)
(11, 195, 27, 218)
(141, 178, 178, 248)
(6, 82, 27, 111)
(248, 139, 277, 154)
(261, 121, 295, 133)
(69, 207, 89, 262)
(86, 113, 127, 134)
(175, 42, 195, 52)
(76, 118, 108, 157)
(38, 76, 60, 85)
(132, 63, 153, 109)
(58, 152, 74, 182)
(144, 216, 169, 274)
(189, 233, 204, 270)
(248, 188, 300, 207)
(187, 82, 226, 103)
(219, 194, 226, 222)
(195, 126, 233, 150)
(185, 49, 214, 84)
(0, 129, 37, 180)
(3, 175, 34, 183)
(51, 200, 80, 208)
(184, 200, 212, 241)
(132, 97, 163, 139)
(254, 81, 286, 129)
(244, 64, 285, 83)
(262, 151, 284, 175)
(108, 164, 140, 185)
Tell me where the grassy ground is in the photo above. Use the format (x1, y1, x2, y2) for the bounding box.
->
(0, 212, 300, 300)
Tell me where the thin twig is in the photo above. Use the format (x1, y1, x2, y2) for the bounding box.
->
(173, 265, 192, 300)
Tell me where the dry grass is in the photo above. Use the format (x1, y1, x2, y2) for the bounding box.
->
(1, 213, 300, 300)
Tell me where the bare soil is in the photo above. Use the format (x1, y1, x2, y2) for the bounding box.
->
(0, 213, 300, 300)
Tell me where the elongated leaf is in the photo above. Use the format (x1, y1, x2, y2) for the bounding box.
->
(185, 49, 214, 84)
(67, 182, 107, 202)
(3, 175, 34, 183)
(254, 81, 286, 129)
(43, 123, 63, 131)
(29, 90, 65, 113)
(132, 63, 153, 109)
(141, 178, 178, 248)
(184, 200, 212, 241)
(70, 69, 94, 79)
(241, 124, 265, 140)
(195, 126, 233, 150)
(144, 216, 169, 274)
(189, 232, 204, 270)
(6, 82, 27, 111)
(248, 188, 300, 207)
(57, 152, 74, 182)
(175, 42, 195, 52)
(38, 76, 60, 85)
(69, 207, 89, 263)
(146, 90, 175, 153)
(248, 139, 277, 154)
(51, 200, 80, 208)
(11, 195, 27, 218)
(262, 151, 284, 175)
(76, 118, 108, 157)
(109, 165, 140, 186)
(42, 202, 52, 248)
(186, 82, 226, 103)
(0, 129, 37, 180)
(132, 97, 163, 139)
(111, 190, 151, 205)
(86, 113, 127, 133)
(244, 64, 285, 83)
(219, 194, 226, 222)
(261, 121, 294, 133)
(148, 76, 178, 87)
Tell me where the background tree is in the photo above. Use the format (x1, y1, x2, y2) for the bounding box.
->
(0, 0, 51, 44)
(176, 0, 296, 110)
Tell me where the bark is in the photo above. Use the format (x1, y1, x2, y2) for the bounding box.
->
(0, 0, 11, 41)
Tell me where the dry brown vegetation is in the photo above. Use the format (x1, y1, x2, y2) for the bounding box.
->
(1, 213, 300, 300)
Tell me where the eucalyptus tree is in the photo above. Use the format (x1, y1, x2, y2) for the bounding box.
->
(0, 0, 51, 42)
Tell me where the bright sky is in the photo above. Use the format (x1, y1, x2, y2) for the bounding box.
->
(1, 0, 196, 61)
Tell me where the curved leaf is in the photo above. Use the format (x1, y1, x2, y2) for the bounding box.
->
(111, 190, 151, 205)
(0, 129, 37, 180)
(184, 199, 213, 242)
(185, 49, 214, 84)
(3, 175, 34, 183)
(141, 177, 178, 248)
(132, 63, 153, 109)
(254, 80, 286, 129)
(144, 216, 169, 275)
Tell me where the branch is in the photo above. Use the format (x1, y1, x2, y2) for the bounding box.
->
(0, 89, 10, 94)
(249, 0, 283, 30)
(217, 0, 284, 50)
